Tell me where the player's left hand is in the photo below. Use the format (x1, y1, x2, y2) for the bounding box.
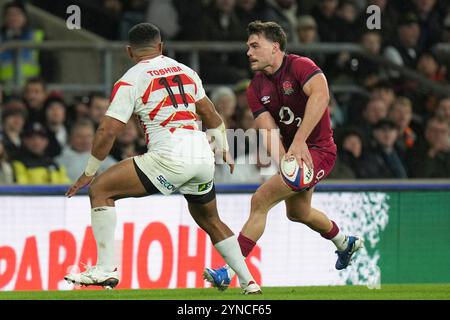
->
(286, 141, 314, 170)
(223, 151, 235, 174)
(65, 173, 95, 198)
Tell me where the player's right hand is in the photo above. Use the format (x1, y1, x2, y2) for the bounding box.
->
(223, 151, 235, 174)
(65, 173, 95, 198)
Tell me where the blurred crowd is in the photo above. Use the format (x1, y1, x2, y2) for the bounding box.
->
(1, 0, 450, 185)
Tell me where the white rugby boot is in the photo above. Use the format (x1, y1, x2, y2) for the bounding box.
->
(242, 280, 262, 295)
(64, 265, 119, 290)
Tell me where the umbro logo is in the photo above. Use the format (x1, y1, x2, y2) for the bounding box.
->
(261, 96, 271, 104)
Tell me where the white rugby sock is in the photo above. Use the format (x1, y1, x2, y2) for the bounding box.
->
(91, 206, 117, 272)
(214, 235, 254, 287)
(332, 232, 349, 252)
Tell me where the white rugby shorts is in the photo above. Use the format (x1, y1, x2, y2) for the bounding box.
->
(134, 151, 214, 195)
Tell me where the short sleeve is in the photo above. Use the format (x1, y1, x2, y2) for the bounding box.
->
(105, 80, 135, 124)
(191, 71, 206, 102)
(293, 57, 323, 88)
(247, 82, 267, 119)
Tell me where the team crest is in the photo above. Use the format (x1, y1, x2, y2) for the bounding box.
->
(282, 81, 294, 95)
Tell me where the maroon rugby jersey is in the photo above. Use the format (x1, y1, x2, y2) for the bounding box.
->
(247, 54, 335, 150)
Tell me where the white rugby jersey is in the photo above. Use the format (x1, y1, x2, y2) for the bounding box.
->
(106, 55, 208, 157)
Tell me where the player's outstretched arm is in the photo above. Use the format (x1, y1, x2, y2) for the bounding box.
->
(288, 73, 330, 169)
(90, 116, 126, 162)
(65, 116, 126, 197)
(195, 96, 234, 173)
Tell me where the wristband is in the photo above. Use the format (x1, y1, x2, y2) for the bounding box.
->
(209, 122, 229, 152)
(84, 155, 102, 176)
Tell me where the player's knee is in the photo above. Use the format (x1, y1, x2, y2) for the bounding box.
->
(287, 211, 311, 223)
(88, 179, 105, 201)
(197, 217, 222, 234)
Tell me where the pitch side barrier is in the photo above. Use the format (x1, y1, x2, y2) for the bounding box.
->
(1, 180, 450, 195)
(0, 180, 449, 290)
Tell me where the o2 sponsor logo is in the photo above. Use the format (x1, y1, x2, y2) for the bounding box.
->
(279, 106, 301, 127)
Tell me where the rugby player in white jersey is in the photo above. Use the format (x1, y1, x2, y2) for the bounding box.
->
(64, 23, 261, 294)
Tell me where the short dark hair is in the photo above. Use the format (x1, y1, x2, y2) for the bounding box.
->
(247, 21, 287, 51)
(128, 23, 161, 47)
(88, 91, 108, 107)
(25, 77, 47, 90)
(247, 20, 287, 51)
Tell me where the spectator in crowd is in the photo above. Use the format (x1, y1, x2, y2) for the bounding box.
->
(233, 106, 255, 160)
(12, 122, 70, 184)
(335, 0, 359, 43)
(311, 0, 340, 42)
(195, 0, 249, 83)
(103, 0, 123, 17)
(110, 118, 145, 161)
(1, 104, 27, 159)
(357, 31, 386, 88)
(88, 92, 110, 128)
(296, 15, 326, 67)
(412, 0, 443, 51)
(296, 15, 318, 44)
(144, 0, 179, 40)
(439, 12, 450, 82)
(442, 12, 450, 43)
(334, 30, 385, 87)
(43, 97, 69, 158)
(22, 77, 48, 124)
(0, 134, 14, 184)
(119, 0, 148, 40)
(384, 12, 422, 72)
(416, 51, 447, 83)
(264, 0, 300, 43)
(102, 0, 123, 39)
(369, 81, 397, 108)
(0, 2, 45, 93)
(70, 95, 91, 124)
(410, 51, 448, 115)
(172, 0, 204, 41)
(388, 97, 421, 154)
(56, 119, 116, 182)
(435, 96, 450, 125)
(329, 92, 345, 129)
(328, 128, 360, 179)
(236, 0, 268, 31)
(210, 86, 238, 129)
(368, 119, 408, 178)
(411, 117, 450, 177)
(234, 78, 251, 114)
(358, 98, 390, 145)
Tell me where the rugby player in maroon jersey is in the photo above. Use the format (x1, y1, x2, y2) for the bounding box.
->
(204, 21, 364, 290)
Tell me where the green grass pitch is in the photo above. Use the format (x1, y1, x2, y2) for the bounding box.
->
(0, 284, 449, 300)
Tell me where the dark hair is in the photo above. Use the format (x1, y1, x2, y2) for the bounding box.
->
(128, 23, 161, 47)
(88, 91, 108, 107)
(247, 21, 287, 51)
(25, 77, 47, 91)
(44, 96, 66, 112)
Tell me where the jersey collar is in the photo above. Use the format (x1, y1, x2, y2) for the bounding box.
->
(266, 54, 287, 79)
